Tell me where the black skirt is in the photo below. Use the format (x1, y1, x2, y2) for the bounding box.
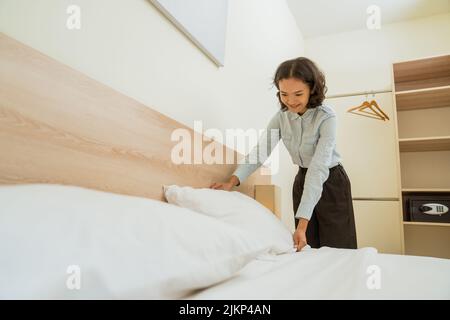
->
(293, 164, 358, 249)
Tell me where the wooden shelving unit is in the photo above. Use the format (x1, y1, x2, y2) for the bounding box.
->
(393, 54, 450, 259)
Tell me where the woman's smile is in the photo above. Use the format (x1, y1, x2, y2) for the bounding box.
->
(288, 103, 307, 114)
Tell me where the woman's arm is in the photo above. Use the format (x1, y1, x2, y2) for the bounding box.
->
(295, 115, 337, 221)
(210, 113, 281, 191)
(232, 114, 281, 186)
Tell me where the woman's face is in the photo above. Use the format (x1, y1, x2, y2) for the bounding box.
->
(278, 77, 311, 114)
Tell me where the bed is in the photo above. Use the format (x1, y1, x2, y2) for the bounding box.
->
(0, 32, 449, 300)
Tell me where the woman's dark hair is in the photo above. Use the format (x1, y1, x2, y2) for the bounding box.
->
(273, 57, 327, 111)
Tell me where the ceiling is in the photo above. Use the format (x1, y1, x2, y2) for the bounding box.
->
(286, 0, 450, 38)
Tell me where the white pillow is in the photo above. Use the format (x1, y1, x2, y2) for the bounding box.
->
(0, 184, 268, 299)
(164, 185, 294, 255)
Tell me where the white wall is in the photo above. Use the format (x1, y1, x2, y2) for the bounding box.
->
(305, 13, 450, 96)
(0, 0, 304, 231)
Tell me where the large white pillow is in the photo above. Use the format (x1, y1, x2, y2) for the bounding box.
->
(164, 185, 294, 255)
(0, 184, 268, 299)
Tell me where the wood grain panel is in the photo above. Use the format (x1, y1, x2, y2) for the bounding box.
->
(0, 33, 269, 201)
(393, 55, 450, 92)
(395, 86, 450, 111)
(399, 136, 450, 152)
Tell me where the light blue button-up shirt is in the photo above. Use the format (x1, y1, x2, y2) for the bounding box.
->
(232, 104, 342, 221)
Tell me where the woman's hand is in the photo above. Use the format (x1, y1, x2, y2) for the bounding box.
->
(209, 181, 234, 191)
(293, 218, 309, 251)
(293, 228, 307, 251)
(210, 175, 240, 191)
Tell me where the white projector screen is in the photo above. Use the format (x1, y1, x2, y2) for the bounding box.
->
(149, 0, 229, 67)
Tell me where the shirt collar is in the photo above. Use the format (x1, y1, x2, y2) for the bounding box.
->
(287, 107, 315, 120)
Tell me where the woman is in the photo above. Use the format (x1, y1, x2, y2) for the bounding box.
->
(210, 57, 357, 252)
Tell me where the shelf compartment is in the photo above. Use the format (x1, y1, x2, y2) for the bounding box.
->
(397, 106, 450, 138)
(395, 85, 450, 111)
(400, 150, 450, 190)
(399, 136, 450, 152)
(393, 55, 450, 92)
(404, 223, 450, 259)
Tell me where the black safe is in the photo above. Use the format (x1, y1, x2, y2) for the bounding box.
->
(404, 194, 450, 223)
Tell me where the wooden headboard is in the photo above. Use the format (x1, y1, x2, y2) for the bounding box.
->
(0, 33, 269, 201)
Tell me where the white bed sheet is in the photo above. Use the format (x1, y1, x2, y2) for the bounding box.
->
(188, 247, 450, 300)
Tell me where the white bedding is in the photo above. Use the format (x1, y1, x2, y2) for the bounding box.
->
(1, 184, 449, 300)
(188, 246, 450, 300)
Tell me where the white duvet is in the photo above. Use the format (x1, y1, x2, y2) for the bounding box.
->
(188, 246, 450, 300)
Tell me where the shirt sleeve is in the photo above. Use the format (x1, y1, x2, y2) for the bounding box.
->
(295, 115, 337, 220)
(232, 113, 281, 186)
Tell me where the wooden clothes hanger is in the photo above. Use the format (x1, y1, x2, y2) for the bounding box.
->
(347, 97, 389, 121)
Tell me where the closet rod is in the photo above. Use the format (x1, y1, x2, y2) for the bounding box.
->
(326, 89, 392, 99)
